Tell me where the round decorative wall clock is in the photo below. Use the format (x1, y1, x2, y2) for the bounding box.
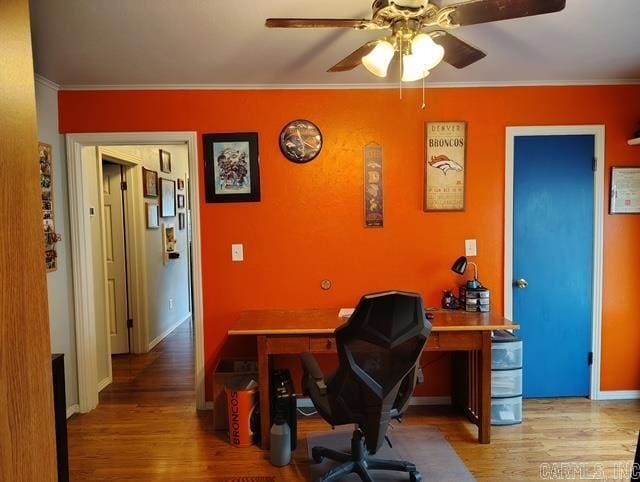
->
(279, 119, 323, 163)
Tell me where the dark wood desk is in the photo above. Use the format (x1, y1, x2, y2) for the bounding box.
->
(229, 309, 518, 449)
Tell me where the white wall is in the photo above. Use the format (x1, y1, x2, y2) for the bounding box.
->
(35, 78, 79, 411)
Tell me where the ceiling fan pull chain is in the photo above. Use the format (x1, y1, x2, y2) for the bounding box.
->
(399, 37, 403, 100)
(421, 75, 426, 110)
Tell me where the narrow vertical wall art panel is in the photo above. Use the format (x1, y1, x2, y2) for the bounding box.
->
(39, 142, 61, 271)
(424, 121, 466, 211)
(364, 143, 384, 227)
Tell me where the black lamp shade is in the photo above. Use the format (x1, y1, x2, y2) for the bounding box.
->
(451, 256, 468, 275)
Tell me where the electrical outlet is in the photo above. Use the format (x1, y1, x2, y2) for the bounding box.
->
(169, 298, 174, 310)
(231, 243, 244, 262)
(416, 367, 425, 385)
(465, 239, 477, 257)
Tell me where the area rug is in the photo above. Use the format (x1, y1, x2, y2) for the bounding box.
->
(307, 426, 475, 481)
(214, 478, 275, 482)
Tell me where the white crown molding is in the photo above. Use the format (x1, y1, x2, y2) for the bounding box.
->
(57, 78, 640, 92)
(35, 74, 61, 91)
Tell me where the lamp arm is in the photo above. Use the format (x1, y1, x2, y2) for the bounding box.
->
(468, 261, 478, 281)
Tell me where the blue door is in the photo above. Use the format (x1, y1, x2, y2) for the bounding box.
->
(513, 135, 594, 398)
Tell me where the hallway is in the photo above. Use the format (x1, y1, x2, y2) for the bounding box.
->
(66, 320, 640, 481)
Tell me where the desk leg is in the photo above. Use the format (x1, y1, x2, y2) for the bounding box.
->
(479, 331, 491, 444)
(258, 335, 271, 450)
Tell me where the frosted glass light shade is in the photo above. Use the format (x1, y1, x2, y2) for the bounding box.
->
(362, 40, 395, 78)
(411, 33, 445, 71)
(402, 54, 431, 82)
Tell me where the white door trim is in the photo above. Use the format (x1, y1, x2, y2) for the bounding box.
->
(66, 132, 206, 412)
(504, 125, 605, 401)
(99, 148, 149, 356)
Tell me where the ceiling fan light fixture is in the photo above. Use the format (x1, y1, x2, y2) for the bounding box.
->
(401, 54, 431, 82)
(411, 33, 445, 71)
(362, 40, 395, 78)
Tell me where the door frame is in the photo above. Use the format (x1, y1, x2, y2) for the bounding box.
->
(66, 132, 205, 412)
(504, 125, 605, 400)
(99, 150, 143, 366)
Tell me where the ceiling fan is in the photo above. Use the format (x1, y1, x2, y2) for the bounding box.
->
(266, 0, 567, 82)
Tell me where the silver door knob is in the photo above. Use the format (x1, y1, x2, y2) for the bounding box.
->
(515, 278, 528, 289)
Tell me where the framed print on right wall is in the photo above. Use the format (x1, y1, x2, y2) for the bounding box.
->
(203, 132, 261, 203)
(610, 167, 640, 214)
(424, 121, 467, 212)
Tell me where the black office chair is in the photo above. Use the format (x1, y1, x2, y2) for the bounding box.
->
(302, 291, 432, 482)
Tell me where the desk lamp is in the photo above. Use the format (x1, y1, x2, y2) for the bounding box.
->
(451, 256, 482, 289)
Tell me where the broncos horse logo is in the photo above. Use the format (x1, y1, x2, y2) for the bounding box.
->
(429, 155, 463, 175)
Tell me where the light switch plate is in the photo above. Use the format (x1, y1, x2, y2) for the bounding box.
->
(465, 239, 477, 257)
(231, 243, 244, 262)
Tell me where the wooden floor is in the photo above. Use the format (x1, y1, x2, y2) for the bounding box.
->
(68, 321, 640, 481)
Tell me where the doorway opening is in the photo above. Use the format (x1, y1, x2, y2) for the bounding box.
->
(504, 125, 605, 400)
(66, 133, 205, 412)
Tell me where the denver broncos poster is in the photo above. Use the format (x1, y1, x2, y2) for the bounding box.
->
(424, 121, 466, 211)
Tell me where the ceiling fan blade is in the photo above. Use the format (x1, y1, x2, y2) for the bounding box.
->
(431, 31, 486, 69)
(446, 0, 566, 26)
(327, 42, 377, 72)
(265, 18, 370, 29)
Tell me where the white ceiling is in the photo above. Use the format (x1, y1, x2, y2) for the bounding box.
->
(30, 0, 640, 88)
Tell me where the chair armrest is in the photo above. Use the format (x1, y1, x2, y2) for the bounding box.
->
(301, 352, 327, 395)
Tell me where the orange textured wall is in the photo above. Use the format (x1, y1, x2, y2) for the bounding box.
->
(58, 86, 640, 395)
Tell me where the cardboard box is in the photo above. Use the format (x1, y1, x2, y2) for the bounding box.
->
(213, 358, 258, 431)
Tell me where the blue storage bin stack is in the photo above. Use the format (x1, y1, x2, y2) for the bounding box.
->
(491, 330, 523, 425)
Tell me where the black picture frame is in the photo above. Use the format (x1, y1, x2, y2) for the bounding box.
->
(204, 132, 261, 203)
(142, 167, 158, 198)
(159, 178, 176, 217)
(159, 149, 171, 173)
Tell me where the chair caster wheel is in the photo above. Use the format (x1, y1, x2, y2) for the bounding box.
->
(410, 471, 422, 482)
(311, 447, 323, 464)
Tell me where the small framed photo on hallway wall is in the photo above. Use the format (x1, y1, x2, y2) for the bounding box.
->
(146, 203, 159, 229)
(159, 149, 171, 173)
(142, 167, 158, 197)
(160, 178, 176, 217)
